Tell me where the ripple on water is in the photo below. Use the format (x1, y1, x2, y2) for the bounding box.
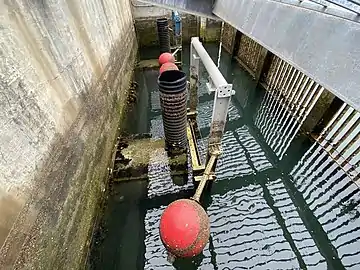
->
(208, 185, 301, 269)
(215, 131, 254, 180)
(196, 100, 242, 130)
(268, 179, 327, 269)
(144, 206, 215, 270)
(291, 143, 360, 269)
(147, 148, 194, 199)
(235, 126, 273, 172)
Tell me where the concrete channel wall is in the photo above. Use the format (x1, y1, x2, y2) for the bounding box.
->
(0, 0, 137, 268)
(221, 23, 360, 182)
(132, 0, 221, 47)
(221, 23, 336, 135)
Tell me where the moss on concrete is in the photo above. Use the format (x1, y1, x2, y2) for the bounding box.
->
(137, 59, 160, 69)
(204, 19, 222, 42)
(135, 15, 199, 47)
(112, 137, 187, 182)
(0, 31, 138, 270)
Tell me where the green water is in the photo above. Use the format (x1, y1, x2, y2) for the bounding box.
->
(89, 44, 360, 269)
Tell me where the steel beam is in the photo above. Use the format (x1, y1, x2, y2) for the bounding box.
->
(213, 0, 360, 111)
(137, 0, 217, 19)
(191, 37, 234, 146)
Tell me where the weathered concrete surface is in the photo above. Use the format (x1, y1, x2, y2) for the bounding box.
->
(203, 18, 222, 42)
(303, 90, 335, 133)
(136, 0, 217, 19)
(137, 59, 160, 69)
(0, 0, 137, 269)
(237, 34, 264, 76)
(135, 14, 199, 47)
(131, 0, 171, 18)
(221, 23, 236, 55)
(112, 136, 187, 182)
(213, 0, 360, 112)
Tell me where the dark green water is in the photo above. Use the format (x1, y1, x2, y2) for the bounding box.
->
(89, 44, 360, 269)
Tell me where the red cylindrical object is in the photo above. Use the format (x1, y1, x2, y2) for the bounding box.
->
(159, 199, 210, 258)
(159, 52, 175, 65)
(159, 62, 179, 75)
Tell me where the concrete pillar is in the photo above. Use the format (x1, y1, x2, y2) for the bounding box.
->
(232, 30, 242, 57)
(199, 17, 207, 41)
(221, 23, 237, 55)
(254, 47, 269, 83)
(305, 91, 341, 136)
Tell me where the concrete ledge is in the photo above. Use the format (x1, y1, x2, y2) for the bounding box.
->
(214, 0, 360, 111)
(139, 0, 218, 19)
(136, 59, 160, 69)
(111, 135, 187, 182)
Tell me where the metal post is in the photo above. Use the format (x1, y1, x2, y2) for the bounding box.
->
(171, 11, 182, 65)
(189, 43, 200, 113)
(191, 37, 234, 146)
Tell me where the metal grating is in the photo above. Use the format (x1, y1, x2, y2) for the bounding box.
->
(316, 103, 360, 183)
(277, 0, 360, 19)
(255, 56, 324, 159)
(290, 142, 360, 269)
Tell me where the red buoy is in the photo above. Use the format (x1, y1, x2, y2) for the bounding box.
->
(159, 62, 179, 75)
(159, 199, 210, 258)
(159, 52, 175, 65)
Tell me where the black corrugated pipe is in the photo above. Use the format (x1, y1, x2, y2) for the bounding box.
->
(156, 18, 171, 53)
(158, 70, 188, 151)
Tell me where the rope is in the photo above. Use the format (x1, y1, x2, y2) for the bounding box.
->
(217, 22, 224, 68)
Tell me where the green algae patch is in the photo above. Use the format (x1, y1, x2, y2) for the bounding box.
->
(137, 59, 160, 70)
(112, 136, 188, 182)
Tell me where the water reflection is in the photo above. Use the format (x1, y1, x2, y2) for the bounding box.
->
(291, 143, 360, 269)
(89, 44, 360, 270)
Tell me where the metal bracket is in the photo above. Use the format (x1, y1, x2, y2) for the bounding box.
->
(206, 77, 216, 93)
(193, 54, 200, 60)
(217, 84, 233, 98)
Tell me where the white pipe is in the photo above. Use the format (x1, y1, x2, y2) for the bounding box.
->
(191, 37, 227, 88)
(217, 22, 224, 68)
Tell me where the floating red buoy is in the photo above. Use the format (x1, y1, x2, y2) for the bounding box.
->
(159, 62, 179, 75)
(159, 199, 210, 258)
(158, 52, 175, 65)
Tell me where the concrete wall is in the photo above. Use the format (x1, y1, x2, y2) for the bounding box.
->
(132, 1, 221, 47)
(221, 27, 335, 135)
(0, 0, 137, 269)
(135, 13, 199, 47)
(203, 18, 222, 42)
(131, 0, 171, 18)
(222, 23, 236, 54)
(237, 34, 264, 76)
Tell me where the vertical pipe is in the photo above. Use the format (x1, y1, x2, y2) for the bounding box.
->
(266, 67, 298, 143)
(158, 70, 188, 151)
(264, 66, 297, 143)
(258, 59, 286, 132)
(279, 86, 324, 159)
(272, 76, 311, 150)
(255, 57, 281, 127)
(157, 18, 171, 53)
(189, 45, 200, 113)
(268, 71, 305, 147)
(262, 62, 291, 139)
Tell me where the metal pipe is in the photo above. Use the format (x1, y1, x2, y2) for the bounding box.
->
(191, 37, 227, 88)
(217, 22, 224, 68)
(131, 0, 153, 7)
(157, 18, 171, 53)
(189, 52, 200, 112)
(158, 70, 188, 151)
(192, 153, 218, 201)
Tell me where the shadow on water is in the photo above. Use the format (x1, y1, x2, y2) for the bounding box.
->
(89, 43, 360, 269)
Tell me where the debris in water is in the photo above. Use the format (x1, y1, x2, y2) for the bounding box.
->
(167, 252, 176, 264)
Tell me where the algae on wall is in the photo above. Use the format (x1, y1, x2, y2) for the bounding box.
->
(0, 0, 137, 268)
